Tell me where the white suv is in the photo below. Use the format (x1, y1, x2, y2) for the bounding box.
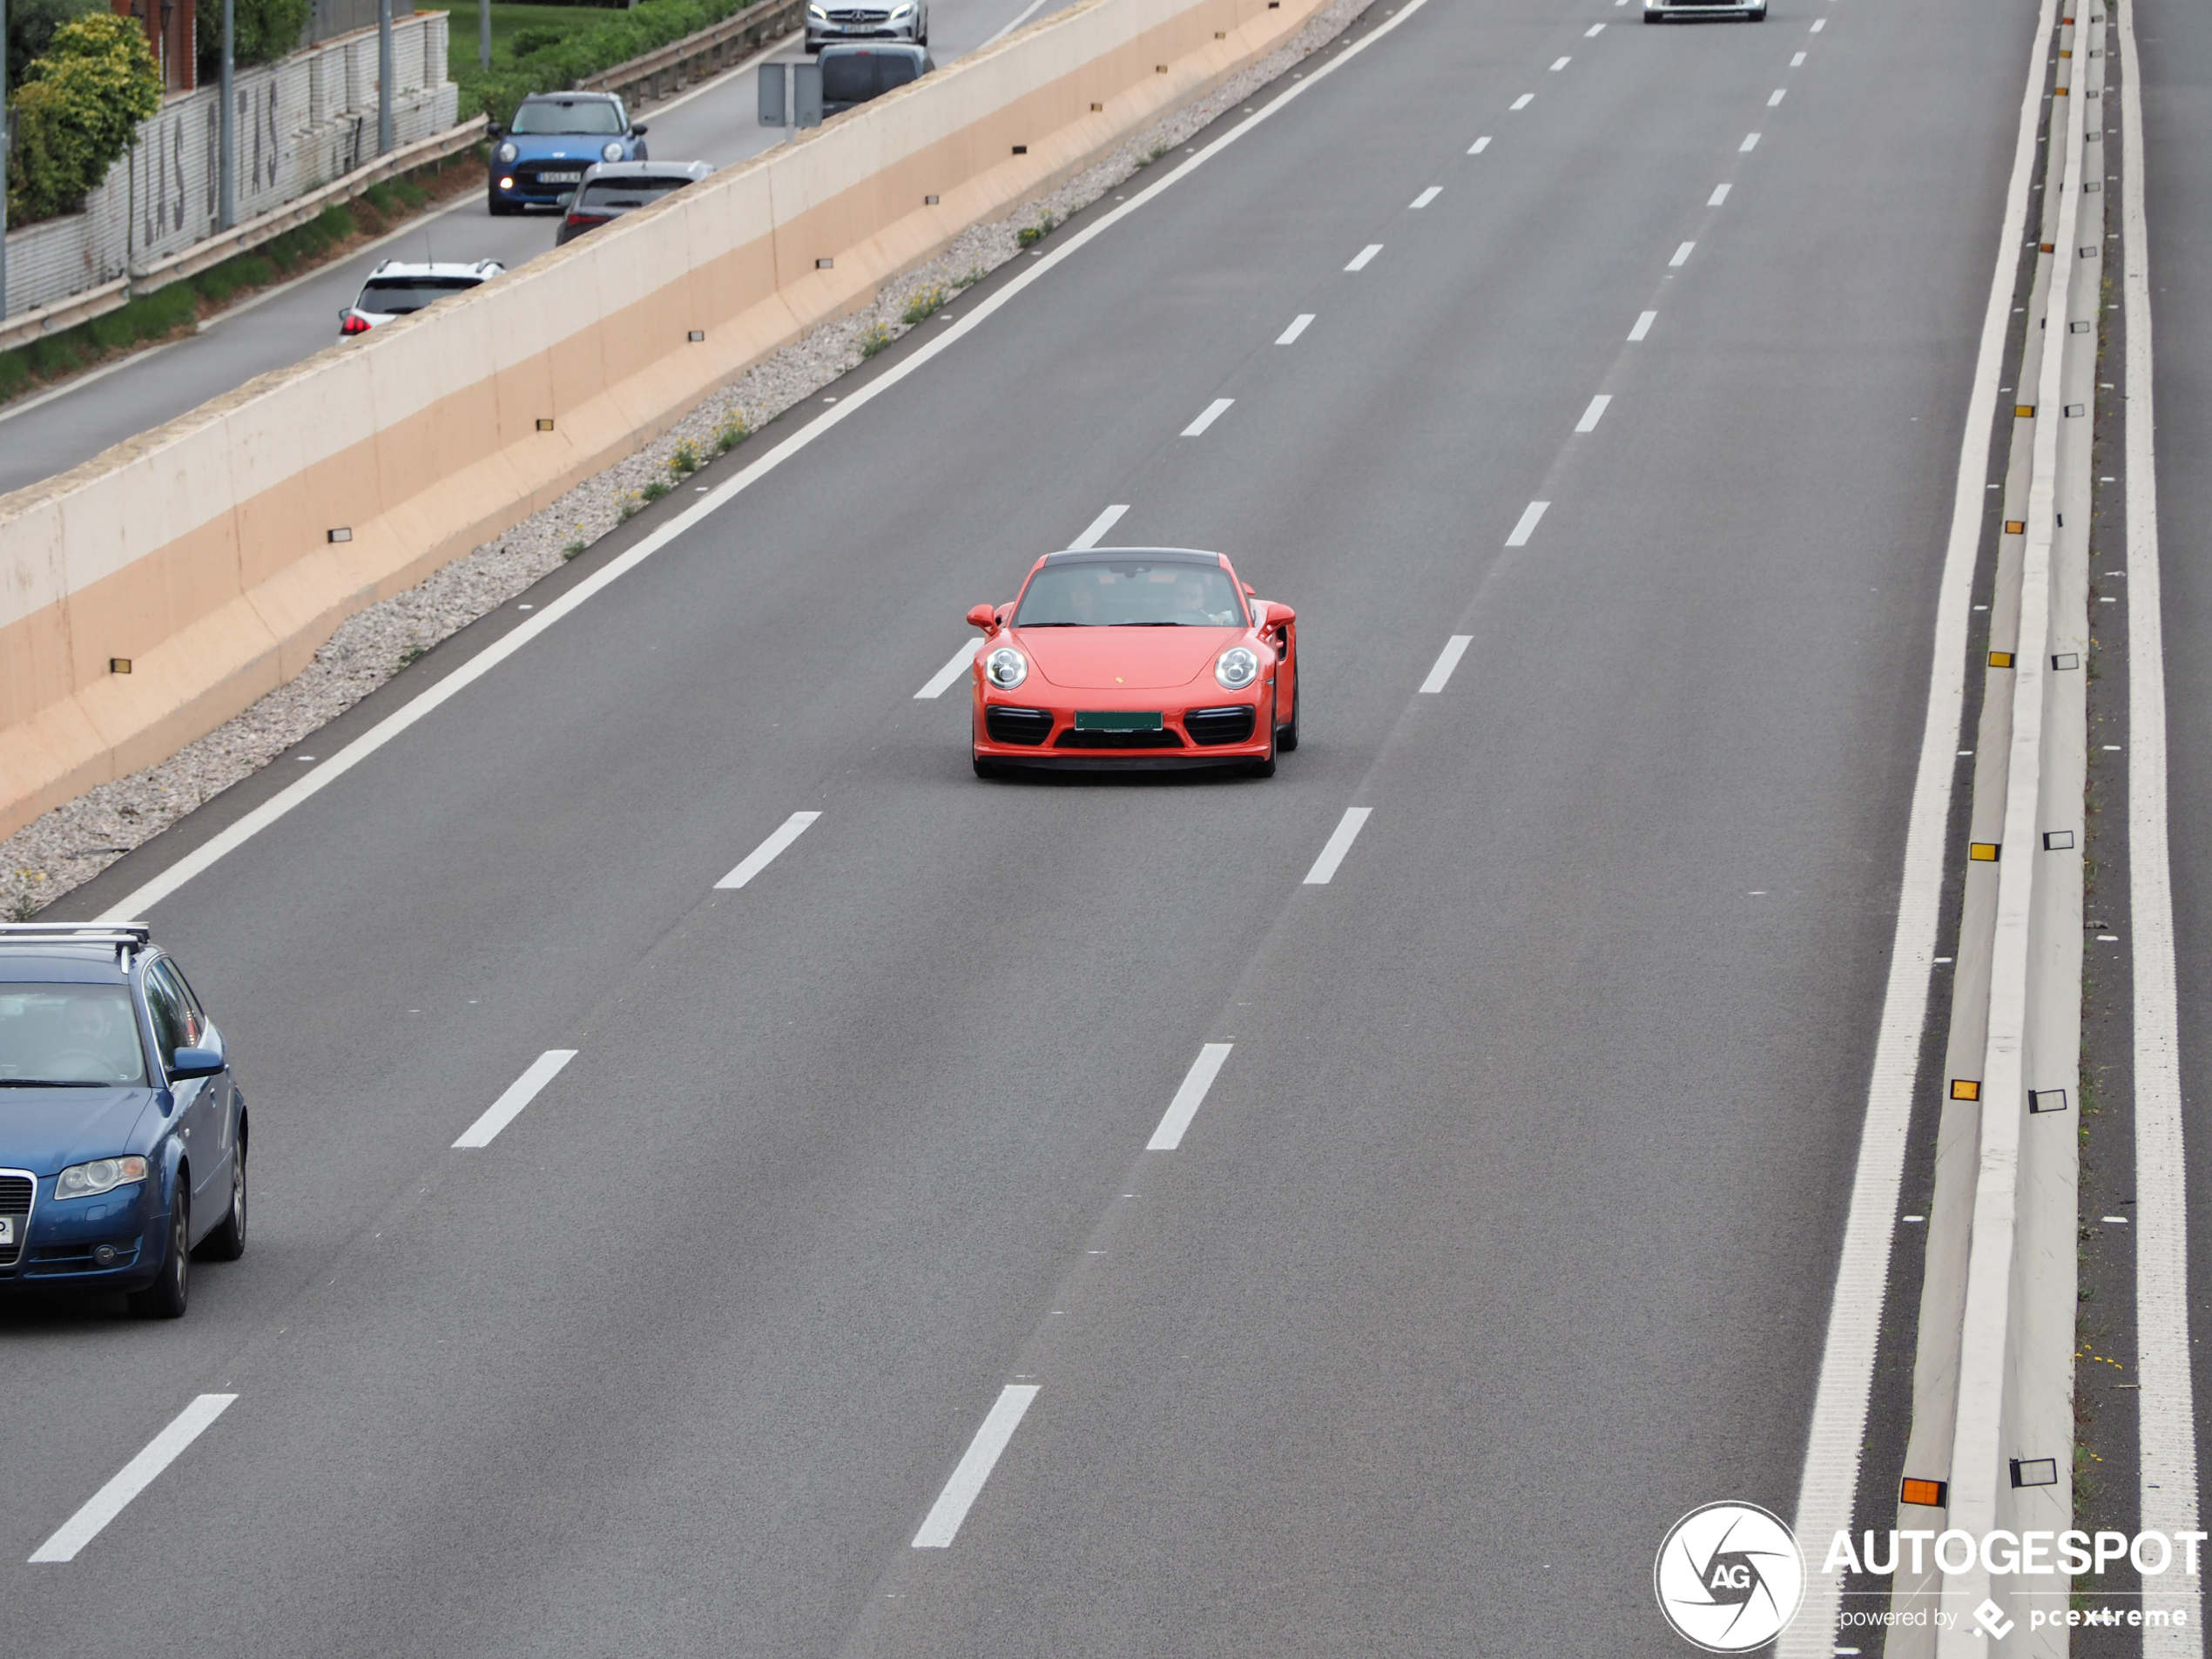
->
(339, 259, 505, 336)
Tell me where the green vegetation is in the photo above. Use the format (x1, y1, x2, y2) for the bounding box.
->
(640, 478, 670, 501)
(5, 13, 163, 225)
(714, 415, 751, 453)
(6, 0, 100, 89)
(455, 0, 765, 125)
(0, 156, 471, 409)
(668, 441, 699, 476)
(858, 321, 894, 358)
(1016, 214, 1056, 249)
(900, 283, 948, 325)
(192, 0, 311, 77)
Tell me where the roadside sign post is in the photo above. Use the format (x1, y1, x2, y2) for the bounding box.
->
(376, 0, 394, 154)
(478, 0, 489, 69)
(217, 0, 235, 230)
(2, 0, 10, 322)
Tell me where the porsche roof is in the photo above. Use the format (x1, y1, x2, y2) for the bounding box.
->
(1041, 547, 1225, 565)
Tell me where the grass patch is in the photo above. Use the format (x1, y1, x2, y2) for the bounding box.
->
(668, 441, 699, 476)
(715, 415, 752, 453)
(640, 479, 670, 502)
(901, 283, 948, 325)
(1017, 214, 1056, 249)
(859, 321, 894, 358)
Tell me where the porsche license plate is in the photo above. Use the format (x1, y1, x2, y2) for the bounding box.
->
(1076, 711, 1163, 732)
(538, 170, 583, 184)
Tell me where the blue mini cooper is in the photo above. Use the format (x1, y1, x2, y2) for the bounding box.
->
(0, 925, 246, 1318)
(489, 92, 650, 216)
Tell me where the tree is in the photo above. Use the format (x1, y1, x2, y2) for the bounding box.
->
(4, 11, 164, 225)
(194, 0, 310, 77)
(7, 0, 102, 91)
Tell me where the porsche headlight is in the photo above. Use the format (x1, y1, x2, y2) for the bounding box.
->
(55, 1155, 149, 1201)
(984, 647, 1028, 690)
(496, 140, 518, 163)
(1216, 647, 1259, 690)
(602, 140, 625, 162)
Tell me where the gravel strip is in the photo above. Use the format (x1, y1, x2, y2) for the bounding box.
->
(1, 0, 1373, 921)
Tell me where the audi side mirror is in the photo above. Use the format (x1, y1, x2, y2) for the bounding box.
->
(168, 1046, 225, 1081)
(966, 604, 999, 631)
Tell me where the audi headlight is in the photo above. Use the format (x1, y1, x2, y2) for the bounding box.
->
(1215, 647, 1259, 690)
(496, 140, 518, 163)
(55, 1155, 149, 1201)
(984, 647, 1028, 690)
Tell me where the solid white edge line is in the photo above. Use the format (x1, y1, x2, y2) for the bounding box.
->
(911, 1385, 1040, 1546)
(980, 0, 1056, 47)
(1275, 314, 1314, 345)
(452, 1049, 579, 1149)
(1773, 0, 2056, 1649)
(1302, 806, 1372, 886)
(1409, 185, 1440, 209)
(1147, 1042, 1234, 1150)
(2119, 1, 2205, 1649)
(90, 0, 1448, 926)
(1504, 500, 1549, 548)
(1345, 244, 1383, 271)
(1070, 502, 1130, 548)
(915, 642, 981, 698)
(1468, 135, 1492, 152)
(1575, 394, 1610, 433)
(1629, 309, 1656, 341)
(30, 1394, 238, 1562)
(1669, 240, 1696, 266)
(715, 810, 823, 889)
(1418, 635, 1473, 694)
(1181, 396, 1235, 436)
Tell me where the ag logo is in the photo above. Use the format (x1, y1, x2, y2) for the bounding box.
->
(1653, 1501, 1804, 1652)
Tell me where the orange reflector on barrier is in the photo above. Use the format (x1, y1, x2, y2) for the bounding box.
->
(1902, 1478, 1949, 1507)
(1989, 651, 2014, 668)
(1951, 1080, 1981, 1101)
(1969, 843, 2001, 862)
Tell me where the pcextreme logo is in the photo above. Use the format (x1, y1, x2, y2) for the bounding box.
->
(1654, 1502, 1807, 1652)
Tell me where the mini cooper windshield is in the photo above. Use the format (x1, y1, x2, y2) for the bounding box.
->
(0, 985, 147, 1086)
(1015, 560, 1246, 628)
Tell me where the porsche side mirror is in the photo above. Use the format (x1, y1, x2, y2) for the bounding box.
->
(1242, 583, 1257, 597)
(966, 603, 999, 631)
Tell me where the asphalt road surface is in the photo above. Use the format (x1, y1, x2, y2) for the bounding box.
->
(1, 0, 2054, 1652)
(0, 0, 1080, 499)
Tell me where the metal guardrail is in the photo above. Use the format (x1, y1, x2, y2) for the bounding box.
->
(0, 118, 488, 355)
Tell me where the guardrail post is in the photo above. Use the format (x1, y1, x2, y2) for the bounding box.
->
(218, 0, 236, 231)
(376, 0, 394, 155)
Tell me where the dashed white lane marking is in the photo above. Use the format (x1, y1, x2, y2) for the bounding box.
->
(914, 644, 978, 699)
(1629, 309, 1656, 341)
(1575, 394, 1612, 433)
(1182, 397, 1235, 436)
(715, 811, 823, 890)
(1810, 15, 1824, 29)
(1767, 87, 1786, 105)
(1345, 244, 1384, 271)
(454, 1049, 578, 1149)
(1510, 92, 1534, 111)
(1549, 55, 1570, 70)
(1669, 241, 1696, 266)
(1304, 806, 1373, 885)
(1791, 49, 1806, 64)
(1276, 314, 1315, 345)
(1709, 182, 1732, 206)
(1070, 502, 1130, 549)
(911, 1386, 1040, 1547)
(1585, 19, 1605, 33)
(1148, 1042, 1234, 1150)
(1468, 135, 1492, 152)
(1410, 185, 1441, 208)
(30, 1394, 239, 1562)
(1505, 500, 1551, 547)
(1741, 131, 1761, 151)
(1420, 635, 1474, 694)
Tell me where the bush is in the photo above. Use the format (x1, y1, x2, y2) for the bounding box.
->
(5, 12, 163, 225)
(6, 0, 101, 90)
(193, 0, 310, 76)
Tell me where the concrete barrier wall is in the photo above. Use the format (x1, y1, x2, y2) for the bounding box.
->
(0, 0, 1325, 838)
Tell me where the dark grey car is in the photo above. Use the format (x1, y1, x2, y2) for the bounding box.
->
(817, 43, 934, 117)
(555, 159, 714, 246)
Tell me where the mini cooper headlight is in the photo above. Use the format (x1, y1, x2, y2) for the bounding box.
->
(496, 140, 518, 163)
(55, 1155, 148, 1201)
(984, 646, 1028, 690)
(602, 140, 626, 162)
(1216, 646, 1260, 690)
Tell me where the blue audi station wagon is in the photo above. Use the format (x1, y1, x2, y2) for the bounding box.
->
(0, 925, 246, 1318)
(489, 93, 649, 215)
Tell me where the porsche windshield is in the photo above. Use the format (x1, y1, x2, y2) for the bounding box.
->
(0, 984, 147, 1086)
(1015, 560, 1245, 627)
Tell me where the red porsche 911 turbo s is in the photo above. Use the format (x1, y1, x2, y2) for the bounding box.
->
(967, 547, 1298, 777)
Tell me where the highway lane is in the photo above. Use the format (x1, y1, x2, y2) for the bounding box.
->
(2135, 0, 2212, 1606)
(0, 0, 1082, 500)
(0, 0, 2040, 1651)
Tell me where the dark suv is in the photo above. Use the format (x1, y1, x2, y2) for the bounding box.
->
(818, 43, 934, 116)
(0, 925, 246, 1318)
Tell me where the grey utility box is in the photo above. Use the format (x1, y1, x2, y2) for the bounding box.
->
(758, 61, 824, 129)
